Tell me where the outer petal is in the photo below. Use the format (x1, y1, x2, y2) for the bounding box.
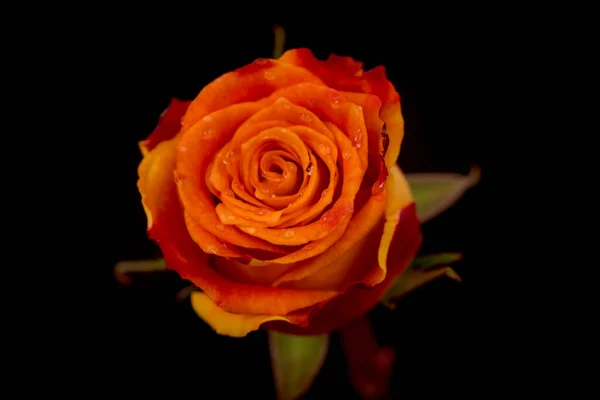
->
(279, 48, 403, 168)
(191, 292, 293, 338)
(181, 59, 323, 132)
(264, 201, 421, 336)
(364, 165, 414, 286)
(139, 98, 191, 156)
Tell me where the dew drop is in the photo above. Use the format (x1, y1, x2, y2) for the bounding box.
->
(282, 229, 296, 238)
(206, 245, 218, 255)
(222, 189, 234, 197)
(216, 223, 225, 231)
(264, 70, 275, 80)
(354, 129, 363, 148)
(178, 145, 188, 153)
(223, 151, 234, 165)
(332, 97, 342, 108)
(342, 151, 352, 160)
(254, 208, 268, 216)
(246, 227, 257, 234)
(322, 212, 332, 222)
(300, 113, 312, 122)
(306, 164, 313, 176)
(227, 215, 236, 221)
(270, 193, 276, 198)
(282, 102, 291, 109)
(297, 191, 304, 197)
(319, 144, 331, 154)
(203, 128, 213, 136)
(321, 189, 328, 198)
(305, 244, 315, 250)
(203, 115, 213, 122)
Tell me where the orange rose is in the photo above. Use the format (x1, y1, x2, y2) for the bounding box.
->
(137, 48, 421, 337)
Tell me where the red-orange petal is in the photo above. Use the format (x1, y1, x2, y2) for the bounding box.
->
(139, 98, 191, 156)
(190, 292, 310, 338)
(138, 138, 339, 316)
(263, 202, 421, 335)
(175, 100, 284, 254)
(181, 59, 323, 132)
(279, 49, 403, 168)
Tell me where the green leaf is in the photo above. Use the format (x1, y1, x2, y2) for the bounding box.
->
(269, 332, 329, 400)
(411, 252, 463, 270)
(380, 255, 462, 309)
(406, 165, 480, 223)
(113, 258, 166, 285)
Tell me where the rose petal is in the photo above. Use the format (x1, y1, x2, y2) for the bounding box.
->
(263, 201, 421, 335)
(363, 165, 414, 285)
(184, 212, 247, 259)
(279, 49, 368, 93)
(139, 98, 191, 156)
(138, 140, 339, 316)
(269, 83, 369, 169)
(279, 49, 402, 169)
(181, 59, 323, 132)
(175, 100, 284, 254)
(190, 292, 302, 338)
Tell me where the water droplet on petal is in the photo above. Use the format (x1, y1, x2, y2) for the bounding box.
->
(282, 229, 296, 238)
(246, 227, 256, 234)
(203, 115, 212, 122)
(332, 97, 342, 108)
(223, 151, 234, 165)
(216, 223, 225, 231)
(282, 102, 291, 109)
(298, 191, 304, 197)
(254, 208, 268, 216)
(178, 145, 188, 152)
(319, 144, 331, 154)
(305, 244, 315, 250)
(270, 193, 276, 198)
(206, 245, 218, 255)
(306, 164, 313, 176)
(342, 151, 352, 159)
(321, 189, 328, 198)
(227, 215, 236, 221)
(300, 113, 312, 123)
(222, 189, 234, 197)
(354, 128, 363, 147)
(322, 212, 332, 222)
(264, 70, 275, 80)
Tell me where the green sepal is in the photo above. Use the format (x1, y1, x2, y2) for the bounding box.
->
(113, 258, 166, 285)
(380, 253, 463, 309)
(406, 166, 480, 223)
(269, 331, 329, 400)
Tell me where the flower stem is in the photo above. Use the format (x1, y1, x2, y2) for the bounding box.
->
(273, 25, 286, 59)
(339, 315, 395, 399)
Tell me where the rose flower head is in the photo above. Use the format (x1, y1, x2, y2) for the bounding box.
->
(137, 48, 421, 337)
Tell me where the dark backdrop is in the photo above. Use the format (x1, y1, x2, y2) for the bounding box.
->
(89, 18, 497, 399)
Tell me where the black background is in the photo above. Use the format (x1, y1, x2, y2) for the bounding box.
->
(84, 17, 501, 399)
